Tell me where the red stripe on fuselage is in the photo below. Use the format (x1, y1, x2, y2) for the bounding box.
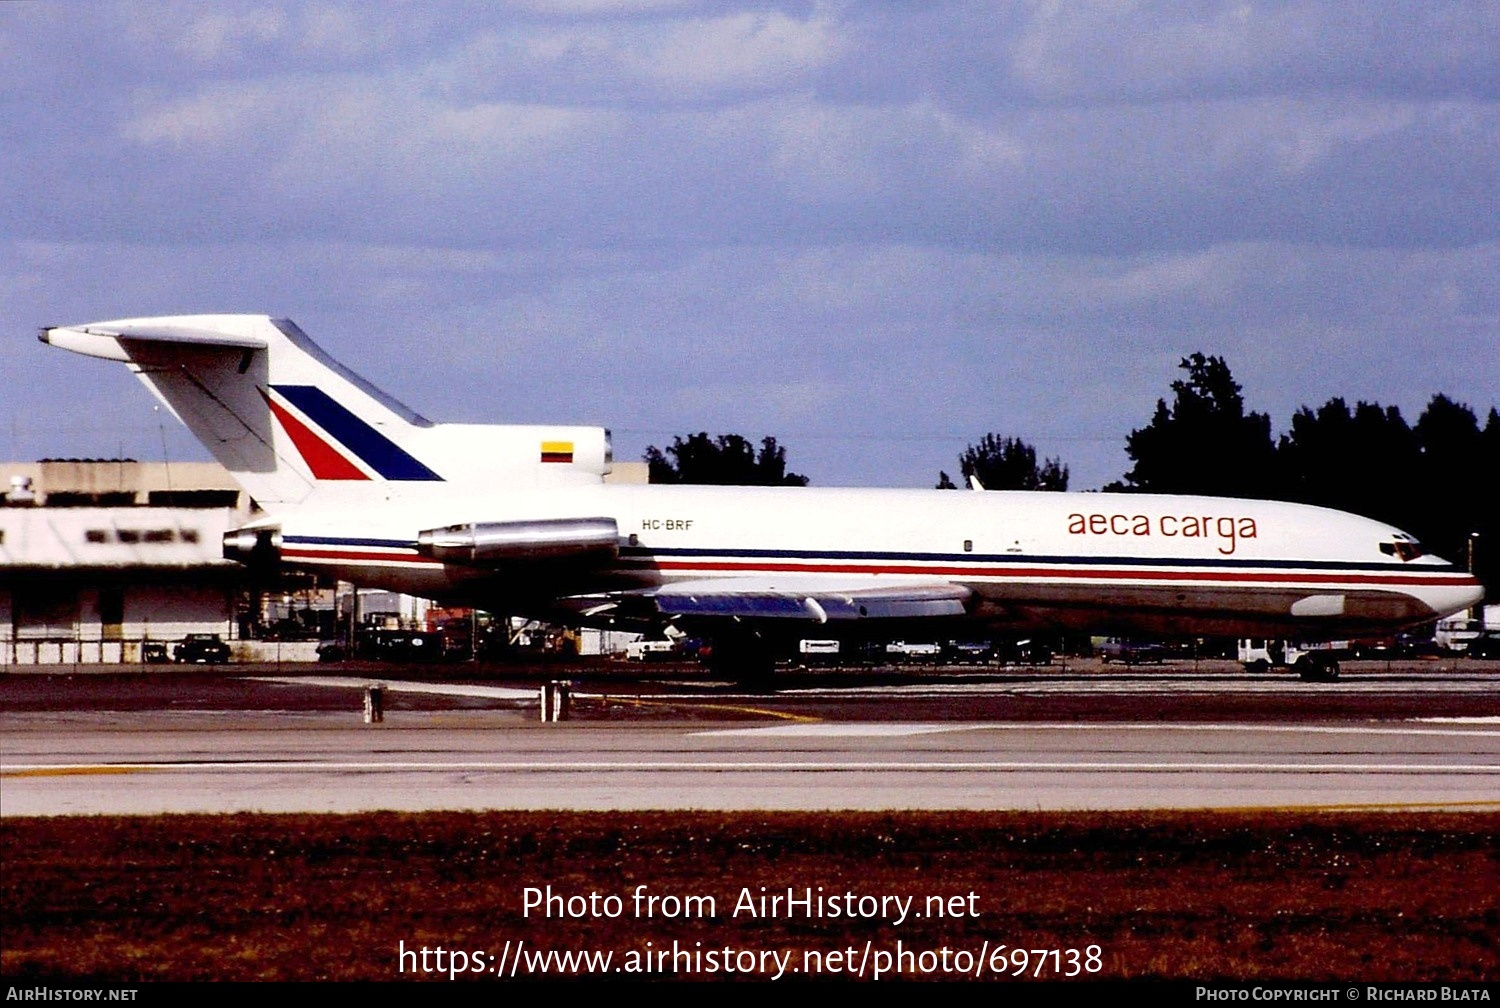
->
(278, 546, 1474, 590)
(283, 548, 441, 566)
(647, 559, 1473, 588)
(261, 391, 369, 480)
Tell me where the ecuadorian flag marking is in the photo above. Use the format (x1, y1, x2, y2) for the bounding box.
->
(541, 441, 574, 464)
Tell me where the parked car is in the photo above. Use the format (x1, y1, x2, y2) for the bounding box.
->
(173, 633, 230, 664)
(994, 637, 1053, 666)
(315, 640, 348, 663)
(140, 641, 170, 664)
(1097, 637, 1168, 664)
(943, 640, 994, 665)
(1466, 630, 1500, 660)
(1394, 631, 1442, 658)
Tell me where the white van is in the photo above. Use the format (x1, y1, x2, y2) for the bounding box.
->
(885, 640, 942, 662)
(797, 640, 841, 666)
(1434, 605, 1497, 653)
(625, 639, 676, 661)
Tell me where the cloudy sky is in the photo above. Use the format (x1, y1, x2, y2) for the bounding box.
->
(3, 1, 1496, 491)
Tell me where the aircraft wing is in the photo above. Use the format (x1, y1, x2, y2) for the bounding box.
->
(603, 577, 975, 623)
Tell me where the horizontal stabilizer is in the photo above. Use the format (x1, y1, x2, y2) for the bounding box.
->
(40, 322, 266, 362)
(40, 314, 615, 505)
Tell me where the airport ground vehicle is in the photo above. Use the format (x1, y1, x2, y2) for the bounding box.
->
(625, 639, 677, 661)
(355, 629, 464, 661)
(885, 641, 943, 663)
(1237, 638, 1345, 680)
(43, 314, 1484, 682)
(796, 639, 843, 665)
(173, 633, 230, 664)
(1435, 604, 1499, 653)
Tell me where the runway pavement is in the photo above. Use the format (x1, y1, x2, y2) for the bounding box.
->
(0, 660, 1488, 816)
(2, 661, 1497, 815)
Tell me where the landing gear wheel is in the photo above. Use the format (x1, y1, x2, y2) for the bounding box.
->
(1296, 655, 1340, 682)
(706, 633, 778, 690)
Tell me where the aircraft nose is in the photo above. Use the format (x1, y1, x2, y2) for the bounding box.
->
(1438, 580, 1487, 618)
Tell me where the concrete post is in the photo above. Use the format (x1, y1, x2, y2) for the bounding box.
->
(363, 684, 385, 724)
(540, 680, 570, 722)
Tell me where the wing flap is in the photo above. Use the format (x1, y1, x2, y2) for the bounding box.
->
(648, 578, 973, 623)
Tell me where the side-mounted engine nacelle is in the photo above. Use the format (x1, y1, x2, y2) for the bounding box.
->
(222, 526, 282, 567)
(416, 517, 619, 566)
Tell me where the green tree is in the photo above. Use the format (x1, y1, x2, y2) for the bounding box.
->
(1409, 395, 1495, 583)
(644, 433, 809, 486)
(1276, 397, 1420, 525)
(1107, 353, 1277, 498)
(1268, 394, 1496, 591)
(937, 434, 1068, 490)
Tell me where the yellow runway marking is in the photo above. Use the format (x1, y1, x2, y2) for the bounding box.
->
(2, 766, 143, 778)
(597, 695, 820, 723)
(1208, 800, 1500, 813)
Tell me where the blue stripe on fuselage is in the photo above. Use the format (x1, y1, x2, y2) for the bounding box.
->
(271, 385, 443, 481)
(622, 545, 1463, 573)
(280, 536, 1459, 576)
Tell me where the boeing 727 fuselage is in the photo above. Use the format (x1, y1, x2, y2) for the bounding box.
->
(42, 315, 1484, 679)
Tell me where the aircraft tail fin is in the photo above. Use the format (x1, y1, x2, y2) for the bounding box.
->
(41, 314, 611, 508)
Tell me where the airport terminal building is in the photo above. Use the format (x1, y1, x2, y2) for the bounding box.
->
(1, 460, 252, 665)
(2, 458, 652, 666)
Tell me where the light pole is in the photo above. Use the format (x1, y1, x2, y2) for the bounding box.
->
(1469, 532, 1481, 620)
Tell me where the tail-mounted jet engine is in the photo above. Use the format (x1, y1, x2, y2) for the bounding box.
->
(222, 526, 282, 568)
(416, 517, 619, 566)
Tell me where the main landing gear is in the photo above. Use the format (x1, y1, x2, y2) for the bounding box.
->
(1294, 653, 1341, 682)
(704, 629, 778, 689)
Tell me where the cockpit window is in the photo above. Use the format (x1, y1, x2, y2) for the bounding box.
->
(1379, 537, 1425, 562)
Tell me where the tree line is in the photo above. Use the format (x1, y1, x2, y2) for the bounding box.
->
(1102, 354, 1496, 588)
(643, 353, 1497, 588)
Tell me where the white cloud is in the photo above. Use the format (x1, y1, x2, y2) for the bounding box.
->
(1203, 98, 1419, 177)
(1053, 247, 1240, 307)
(5, 2, 1498, 493)
(627, 10, 842, 90)
(1008, 1, 1499, 104)
(122, 82, 285, 146)
(289, 6, 376, 60)
(423, 8, 841, 105)
(171, 8, 287, 63)
(756, 95, 1024, 203)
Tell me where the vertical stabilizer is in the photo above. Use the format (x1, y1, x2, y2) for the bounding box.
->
(40, 314, 613, 511)
(40, 315, 438, 507)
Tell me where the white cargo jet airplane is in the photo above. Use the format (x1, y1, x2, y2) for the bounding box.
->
(42, 315, 1484, 680)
